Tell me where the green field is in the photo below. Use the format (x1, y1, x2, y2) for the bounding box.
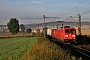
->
(0, 37, 37, 60)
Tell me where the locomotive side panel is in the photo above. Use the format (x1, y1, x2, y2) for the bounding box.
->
(52, 29, 57, 38)
(56, 30, 59, 38)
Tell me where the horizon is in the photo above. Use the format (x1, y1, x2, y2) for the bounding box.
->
(0, 21, 90, 26)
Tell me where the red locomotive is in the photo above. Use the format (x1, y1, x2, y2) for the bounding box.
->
(47, 25, 76, 43)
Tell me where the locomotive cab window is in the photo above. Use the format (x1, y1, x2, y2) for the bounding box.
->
(70, 30, 75, 33)
(65, 30, 69, 33)
(65, 29, 75, 33)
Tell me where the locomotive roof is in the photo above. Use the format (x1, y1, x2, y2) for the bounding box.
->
(58, 25, 75, 29)
(60, 26, 74, 28)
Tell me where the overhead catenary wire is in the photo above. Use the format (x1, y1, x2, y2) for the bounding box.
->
(64, 1, 90, 22)
(60, 0, 88, 22)
(72, 2, 90, 14)
(82, 18, 90, 20)
(61, 0, 87, 16)
(81, 10, 90, 15)
(67, 1, 90, 17)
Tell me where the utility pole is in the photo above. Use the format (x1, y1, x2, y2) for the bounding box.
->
(43, 15, 59, 37)
(43, 15, 46, 37)
(57, 24, 58, 29)
(78, 14, 81, 35)
(38, 24, 39, 29)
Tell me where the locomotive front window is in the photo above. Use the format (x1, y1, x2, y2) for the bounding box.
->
(65, 30, 69, 33)
(70, 30, 75, 33)
(65, 29, 75, 33)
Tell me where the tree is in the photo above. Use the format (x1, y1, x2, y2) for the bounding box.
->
(19, 24, 25, 32)
(26, 28, 32, 34)
(7, 18, 19, 34)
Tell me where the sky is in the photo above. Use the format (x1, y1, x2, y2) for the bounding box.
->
(0, 0, 90, 25)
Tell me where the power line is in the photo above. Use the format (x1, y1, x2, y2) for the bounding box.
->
(71, 2, 90, 14)
(82, 18, 90, 20)
(65, 0, 90, 16)
(64, 15, 78, 22)
(61, 0, 87, 16)
(60, 0, 88, 22)
(81, 10, 90, 15)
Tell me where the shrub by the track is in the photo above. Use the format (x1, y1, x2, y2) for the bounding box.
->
(22, 37, 75, 60)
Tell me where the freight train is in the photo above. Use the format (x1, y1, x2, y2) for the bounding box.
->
(46, 25, 76, 43)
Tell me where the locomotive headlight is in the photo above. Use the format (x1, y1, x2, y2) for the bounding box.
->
(72, 35, 75, 37)
(65, 35, 68, 37)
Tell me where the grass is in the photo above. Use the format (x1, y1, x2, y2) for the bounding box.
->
(0, 32, 82, 60)
(0, 37, 37, 60)
(76, 29, 90, 35)
(81, 29, 90, 35)
(21, 37, 75, 60)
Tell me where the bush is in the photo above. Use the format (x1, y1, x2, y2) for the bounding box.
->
(31, 32, 44, 37)
(77, 35, 90, 43)
(26, 28, 32, 34)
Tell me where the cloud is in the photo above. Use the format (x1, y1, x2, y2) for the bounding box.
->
(29, 1, 43, 4)
(0, 0, 90, 25)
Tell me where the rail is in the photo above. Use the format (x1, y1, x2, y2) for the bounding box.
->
(71, 43, 90, 58)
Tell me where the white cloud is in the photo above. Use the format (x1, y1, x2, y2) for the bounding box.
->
(0, 0, 90, 25)
(29, 1, 43, 4)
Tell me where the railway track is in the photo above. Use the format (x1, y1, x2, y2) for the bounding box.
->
(71, 44, 90, 59)
(47, 37, 90, 60)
